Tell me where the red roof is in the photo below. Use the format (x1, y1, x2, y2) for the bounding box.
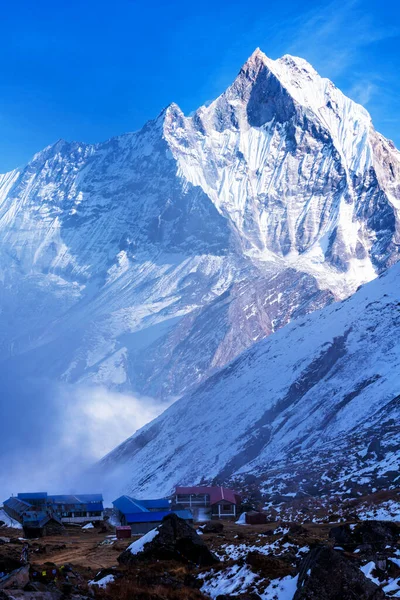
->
(175, 486, 240, 505)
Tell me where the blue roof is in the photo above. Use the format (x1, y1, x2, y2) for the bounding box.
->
(17, 493, 47, 500)
(4, 494, 103, 520)
(141, 498, 170, 510)
(4, 497, 32, 516)
(125, 510, 193, 523)
(113, 495, 149, 514)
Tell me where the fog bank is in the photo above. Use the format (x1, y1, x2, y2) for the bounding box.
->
(0, 370, 163, 501)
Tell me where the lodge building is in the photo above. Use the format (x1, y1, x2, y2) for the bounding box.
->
(2, 492, 104, 536)
(112, 495, 193, 534)
(174, 486, 241, 519)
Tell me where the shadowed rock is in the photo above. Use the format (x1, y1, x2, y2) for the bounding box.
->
(118, 513, 219, 567)
(293, 545, 385, 599)
(246, 551, 294, 579)
(201, 521, 224, 534)
(0, 566, 30, 591)
(329, 520, 399, 550)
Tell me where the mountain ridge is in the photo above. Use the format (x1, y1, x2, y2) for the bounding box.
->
(0, 48, 399, 408)
(97, 258, 400, 499)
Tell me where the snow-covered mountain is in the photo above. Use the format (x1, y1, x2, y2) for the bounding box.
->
(98, 258, 400, 499)
(0, 49, 400, 403)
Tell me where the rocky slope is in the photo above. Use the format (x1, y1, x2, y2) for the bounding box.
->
(97, 257, 400, 499)
(0, 49, 400, 402)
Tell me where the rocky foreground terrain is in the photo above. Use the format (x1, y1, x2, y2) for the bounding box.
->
(1, 491, 400, 599)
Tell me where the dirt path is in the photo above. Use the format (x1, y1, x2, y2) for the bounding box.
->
(39, 533, 131, 569)
(0, 527, 132, 571)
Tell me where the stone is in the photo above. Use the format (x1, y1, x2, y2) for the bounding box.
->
(329, 524, 354, 547)
(118, 513, 219, 567)
(329, 520, 399, 551)
(246, 551, 294, 579)
(356, 520, 399, 548)
(201, 521, 224, 534)
(293, 545, 386, 599)
(0, 566, 30, 590)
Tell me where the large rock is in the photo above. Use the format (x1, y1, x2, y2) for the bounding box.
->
(0, 566, 30, 591)
(118, 513, 219, 567)
(329, 524, 355, 547)
(245, 551, 294, 579)
(329, 520, 399, 550)
(293, 546, 385, 599)
(356, 520, 399, 547)
(201, 522, 224, 534)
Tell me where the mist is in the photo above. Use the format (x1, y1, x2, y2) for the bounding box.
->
(0, 366, 164, 502)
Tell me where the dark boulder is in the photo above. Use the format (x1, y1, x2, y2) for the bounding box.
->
(245, 512, 267, 525)
(293, 545, 385, 599)
(367, 436, 383, 459)
(356, 520, 399, 548)
(246, 551, 294, 579)
(201, 521, 224, 534)
(329, 520, 399, 550)
(327, 513, 341, 522)
(118, 513, 219, 567)
(287, 524, 308, 536)
(329, 523, 354, 547)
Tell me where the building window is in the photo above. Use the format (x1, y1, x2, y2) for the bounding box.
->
(176, 494, 210, 506)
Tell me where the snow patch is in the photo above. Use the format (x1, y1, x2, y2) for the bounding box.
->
(128, 527, 159, 555)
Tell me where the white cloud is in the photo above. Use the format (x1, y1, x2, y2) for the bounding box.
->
(0, 380, 167, 500)
(347, 81, 377, 106)
(59, 385, 166, 459)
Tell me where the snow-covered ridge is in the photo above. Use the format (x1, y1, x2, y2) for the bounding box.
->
(0, 48, 399, 406)
(98, 257, 400, 498)
(266, 51, 372, 174)
(164, 49, 399, 288)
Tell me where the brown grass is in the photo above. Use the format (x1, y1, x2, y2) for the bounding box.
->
(94, 577, 207, 600)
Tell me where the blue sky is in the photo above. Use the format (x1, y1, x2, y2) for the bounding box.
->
(0, 0, 398, 172)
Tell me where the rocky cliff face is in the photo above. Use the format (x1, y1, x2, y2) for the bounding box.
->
(98, 257, 400, 499)
(0, 49, 399, 403)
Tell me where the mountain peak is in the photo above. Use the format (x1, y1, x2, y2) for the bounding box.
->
(241, 49, 315, 80)
(278, 53, 316, 71)
(239, 47, 272, 79)
(154, 102, 185, 129)
(245, 47, 268, 64)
